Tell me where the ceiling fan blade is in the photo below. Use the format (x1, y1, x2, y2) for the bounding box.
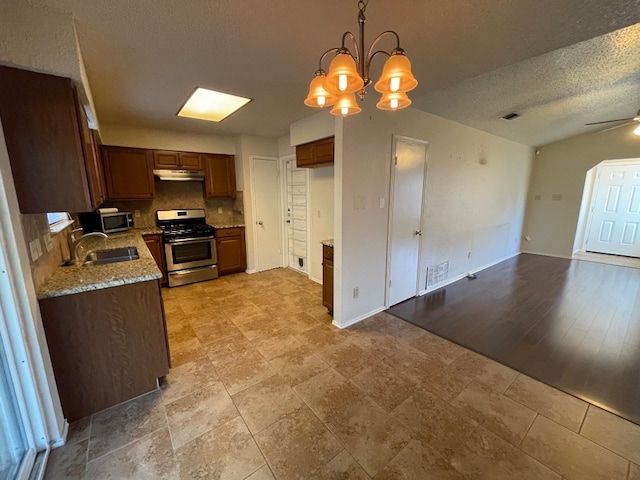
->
(596, 121, 634, 133)
(585, 117, 633, 126)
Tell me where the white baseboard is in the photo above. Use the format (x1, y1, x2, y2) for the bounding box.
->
(520, 250, 571, 259)
(418, 251, 521, 296)
(245, 269, 257, 274)
(332, 306, 386, 329)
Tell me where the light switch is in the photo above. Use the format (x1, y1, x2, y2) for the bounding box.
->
(379, 197, 385, 209)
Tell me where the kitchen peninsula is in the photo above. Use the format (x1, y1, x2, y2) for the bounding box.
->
(37, 232, 170, 421)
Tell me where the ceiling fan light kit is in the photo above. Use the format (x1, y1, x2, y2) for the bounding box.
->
(304, 0, 418, 117)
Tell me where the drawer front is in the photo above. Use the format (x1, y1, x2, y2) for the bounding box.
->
(323, 245, 334, 261)
(216, 227, 243, 238)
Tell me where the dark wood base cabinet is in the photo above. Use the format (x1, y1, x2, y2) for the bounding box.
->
(322, 245, 334, 315)
(39, 280, 170, 421)
(143, 233, 168, 286)
(216, 227, 247, 275)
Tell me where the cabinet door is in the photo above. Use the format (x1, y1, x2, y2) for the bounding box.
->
(205, 154, 236, 198)
(295, 143, 315, 168)
(143, 234, 167, 286)
(179, 152, 203, 170)
(315, 137, 334, 165)
(322, 245, 334, 313)
(0, 65, 95, 213)
(102, 146, 155, 200)
(74, 89, 104, 208)
(216, 227, 246, 275)
(153, 151, 180, 169)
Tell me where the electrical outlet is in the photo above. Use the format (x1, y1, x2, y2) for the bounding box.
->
(217, 207, 223, 214)
(29, 239, 41, 261)
(317, 210, 321, 218)
(43, 232, 54, 252)
(379, 197, 385, 209)
(134, 210, 141, 218)
(353, 287, 359, 298)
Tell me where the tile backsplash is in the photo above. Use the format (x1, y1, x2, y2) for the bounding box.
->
(105, 181, 244, 228)
(20, 213, 75, 292)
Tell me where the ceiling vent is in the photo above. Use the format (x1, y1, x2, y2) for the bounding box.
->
(502, 112, 520, 120)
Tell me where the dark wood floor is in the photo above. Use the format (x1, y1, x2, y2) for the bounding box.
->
(388, 253, 640, 425)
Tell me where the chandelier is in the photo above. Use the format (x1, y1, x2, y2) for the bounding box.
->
(304, 0, 418, 117)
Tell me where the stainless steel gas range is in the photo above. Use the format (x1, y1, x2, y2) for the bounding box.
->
(156, 209, 218, 287)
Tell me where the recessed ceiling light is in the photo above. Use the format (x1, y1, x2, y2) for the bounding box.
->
(177, 87, 252, 122)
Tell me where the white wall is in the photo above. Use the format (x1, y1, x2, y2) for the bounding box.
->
(522, 126, 640, 258)
(337, 102, 532, 327)
(290, 110, 335, 146)
(236, 135, 280, 272)
(308, 166, 334, 283)
(99, 124, 236, 155)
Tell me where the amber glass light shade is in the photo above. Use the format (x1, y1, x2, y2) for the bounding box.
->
(304, 74, 337, 107)
(323, 52, 365, 94)
(376, 91, 411, 111)
(374, 53, 418, 93)
(330, 92, 362, 117)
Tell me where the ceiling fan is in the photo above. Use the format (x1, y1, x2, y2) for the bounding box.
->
(586, 109, 640, 135)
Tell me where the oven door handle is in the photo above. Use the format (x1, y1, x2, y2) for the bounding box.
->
(166, 235, 215, 245)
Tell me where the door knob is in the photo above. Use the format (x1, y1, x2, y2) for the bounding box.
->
(258, 221, 264, 226)
(415, 230, 422, 236)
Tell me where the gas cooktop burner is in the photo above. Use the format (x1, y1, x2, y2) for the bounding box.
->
(156, 209, 215, 241)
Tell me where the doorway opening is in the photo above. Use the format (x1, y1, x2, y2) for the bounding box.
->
(283, 156, 310, 276)
(574, 158, 640, 266)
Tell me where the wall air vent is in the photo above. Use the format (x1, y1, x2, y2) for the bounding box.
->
(502, 112, 520, 120)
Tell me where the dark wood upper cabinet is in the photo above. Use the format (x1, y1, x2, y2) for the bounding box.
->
(0, 65, 104, 213)
(296, 136, 334, 168)
(153, 150, 203, 170)
(102, 146, 155, 200)
(74, 90, 105, 208)
(204, 154, 236, 198)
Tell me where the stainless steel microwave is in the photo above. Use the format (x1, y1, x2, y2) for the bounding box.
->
(78, 211, 134, 234)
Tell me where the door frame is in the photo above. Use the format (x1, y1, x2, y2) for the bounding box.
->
(385, 135, 429, 308)
(249, 155, 284, 272)
(280, 154, 311, 276)
(574, 158, 640, 255)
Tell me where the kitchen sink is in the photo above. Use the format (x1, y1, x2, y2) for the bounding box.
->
(83, 246, 139, 266)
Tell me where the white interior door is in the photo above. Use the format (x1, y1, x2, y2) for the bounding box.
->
(285, 159, 309, 274)
(251, 157, 282, 271)
(586, 163, 640, 257)
(388, 137, 427, 306)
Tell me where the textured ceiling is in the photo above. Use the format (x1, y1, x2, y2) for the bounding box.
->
(21, 0, 640, 145)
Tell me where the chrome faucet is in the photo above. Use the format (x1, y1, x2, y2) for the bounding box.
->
(73, 232, 108, 264)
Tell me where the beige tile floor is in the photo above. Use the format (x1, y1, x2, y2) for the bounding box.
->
(44, 268, 640, 479)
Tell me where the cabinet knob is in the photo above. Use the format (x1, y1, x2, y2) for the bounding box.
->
(258, 221, 264, 226)
(415, 230, 422, 236)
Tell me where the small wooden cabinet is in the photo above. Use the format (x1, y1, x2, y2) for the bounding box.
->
(153, 150, 203, 171)
(322, 244, 334, 315)
(0, 65, 105, 213)
(39, 280, 169, 421)
(143, 233, 167, 286)
(205, 154, 236, 198)
(296, 137, 334, 168)
(216, 227, 246, 275)
(102, 146, 155, 200)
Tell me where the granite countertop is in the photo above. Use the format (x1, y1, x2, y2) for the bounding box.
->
(135, 226, 162, 235)
(37, 231, 162, 300)
(212, 224, 246, 229)
(321, 238, 334, 247)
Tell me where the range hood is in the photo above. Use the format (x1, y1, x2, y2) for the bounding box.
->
(153, 169, 205, 182)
